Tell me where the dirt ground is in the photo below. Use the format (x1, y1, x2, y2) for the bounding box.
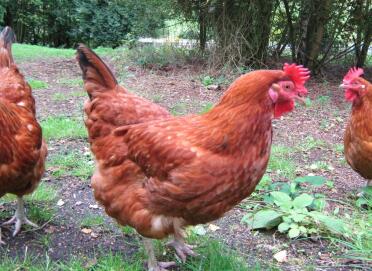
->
(0, 55, 371, 270)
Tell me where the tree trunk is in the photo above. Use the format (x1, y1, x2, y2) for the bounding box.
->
(297, 0, 332, 71)
(354, 0, 372, 67)
(198, 5, 207, 52)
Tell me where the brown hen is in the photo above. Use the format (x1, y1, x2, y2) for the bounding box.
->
(342, 67, 372, 189)
(0, 27, 47, 244)
(77, 44, 310, 271)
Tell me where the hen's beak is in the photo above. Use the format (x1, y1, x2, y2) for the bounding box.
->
(339, 83, 348, 89)
(294, 95, 306, 104)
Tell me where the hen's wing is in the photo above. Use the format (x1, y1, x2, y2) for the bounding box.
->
(344, 121, 372, 179)
(115, 116, 271, 224)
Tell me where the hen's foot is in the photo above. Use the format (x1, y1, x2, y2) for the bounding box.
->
(167, 239, 198, 262)
(147, 261, 176, 271)
(1, 196, 38, 237)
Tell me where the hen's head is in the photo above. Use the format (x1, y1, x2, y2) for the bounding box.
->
(269, 63, 310, 118)
(340, 67, 369, 103)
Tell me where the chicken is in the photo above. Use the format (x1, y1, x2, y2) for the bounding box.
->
(77, 44, 310, 271)
(342, 67, 372, 189)
(0, 27, 47, 244)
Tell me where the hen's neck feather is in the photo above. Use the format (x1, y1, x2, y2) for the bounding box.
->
(198, 70, 284, 154)
(350, 82, 372, 138)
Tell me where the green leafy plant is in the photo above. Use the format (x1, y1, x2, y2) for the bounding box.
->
(356, 186, 372, 208)
(242, 176, 345, 238)
(201, 75, 214, 86)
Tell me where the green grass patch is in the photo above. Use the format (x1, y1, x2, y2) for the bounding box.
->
(28, 79, 48, 89)
(41, 116, 87, 141)
(199, 102, 214, 114)
(52, 93, 68, 101)
(80, 214, 105, 228)
(48, 151, 93, 181)
(57, 78, 84, 88)
(296, 136, 326, 152)
(71, 91, 86, 97)
(0, 182, 56, 204)
(0, 236, 277, 271)
(268, 145, 296, 179)
(170, 102, 188, 116)
(13, 44, 114, 62)
(185, 238, 250, 271)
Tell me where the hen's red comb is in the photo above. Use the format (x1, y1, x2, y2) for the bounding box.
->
(283, 63, 310, 94)
(343, 67, 363, 84)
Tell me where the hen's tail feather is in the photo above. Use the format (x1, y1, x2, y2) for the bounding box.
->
(76, 44, 118, 99)
(0, 26, 16, 67)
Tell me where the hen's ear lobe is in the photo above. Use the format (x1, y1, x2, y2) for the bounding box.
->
(269, 83, 280, 103)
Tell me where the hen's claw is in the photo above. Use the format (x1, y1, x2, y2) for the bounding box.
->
(147, 261, 176, 271)
(2, 215, 38, 237)
(167, 239, 198, 262)
(1, 196, 38, 237)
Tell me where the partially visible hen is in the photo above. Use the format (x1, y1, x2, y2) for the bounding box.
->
(342, 67, 372, 189)
(77, 44, 310, 271)
(0, 27, 47, 244)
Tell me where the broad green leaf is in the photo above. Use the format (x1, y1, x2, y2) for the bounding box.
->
(270, 191, 292, 209)
(361, 186, 372, 196)
(310, 212, 346, 234)
(242, 210, 282, 229)
(299, 226, 307, 234)
(290, 213, 306, 222)
(288, 227, 300, 238)
(294, 176, 326, 186)
(293, 193, 314, 209)
(278, 222, 290, 233)
(312, 198, 326, 211)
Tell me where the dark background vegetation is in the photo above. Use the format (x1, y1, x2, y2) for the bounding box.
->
(0, 0, 371, 72)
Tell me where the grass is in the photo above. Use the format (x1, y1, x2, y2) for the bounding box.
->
(48, 151, 94, 180)
(0, 236, 266, 271)
(52, 93, 68, 101)
(170, 102, 188, 115)
(199, 102, 214, 114)
(13, 43, 114, 62)
(329, 205, 372, 267)
(28, 79, 48, 89)
(41, 116, 87, 141)
(57, 78, 84, 88)
(80, 214, 105, 228)
(268, 144, 296, 179)
(296, 136, 326, 152)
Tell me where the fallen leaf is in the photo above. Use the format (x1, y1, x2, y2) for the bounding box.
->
(57, 199, 65, 206)
(273, 250, 287, 263)
(91, 232, 99, 238)
(81, 228, 92, 234)
(75, 201, 83, 206)
(45, 226, 57, 234)
(208, 224, 220, 232)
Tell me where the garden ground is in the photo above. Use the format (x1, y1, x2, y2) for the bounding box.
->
(0, 44, 371, 270)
